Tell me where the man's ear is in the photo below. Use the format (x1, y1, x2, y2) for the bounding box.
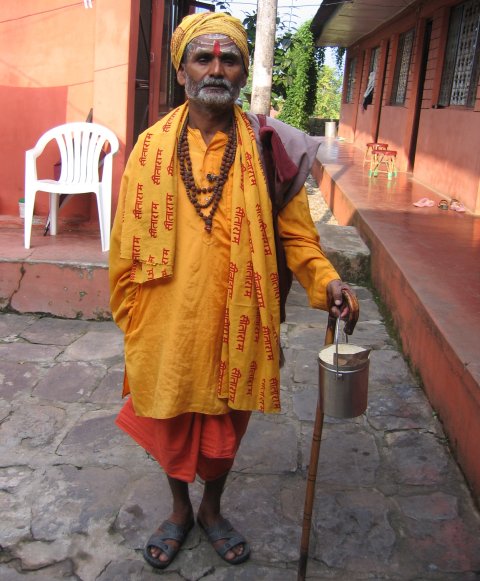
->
(177, 65, 186, 87)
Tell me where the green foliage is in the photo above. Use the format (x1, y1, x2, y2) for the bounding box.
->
(335, 47, 346, 70)
(315, 65, 342, 120)
(213, 0, 232, 14)
(211, 4, 346, 125)
(277, 21, 318, 131)
(314, 46, 325, 69)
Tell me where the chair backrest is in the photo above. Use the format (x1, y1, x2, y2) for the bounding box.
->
(31, 122, 119, 184)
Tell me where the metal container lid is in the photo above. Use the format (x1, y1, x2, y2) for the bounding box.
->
(319, 344, 366, 365)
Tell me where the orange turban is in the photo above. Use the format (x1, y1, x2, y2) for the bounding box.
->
(171, 12, 249, 72)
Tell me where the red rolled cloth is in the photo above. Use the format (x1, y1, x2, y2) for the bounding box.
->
(116, 398, 251, 482)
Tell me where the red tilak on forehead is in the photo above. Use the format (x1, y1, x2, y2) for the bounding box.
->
(213, 40, 222, 56)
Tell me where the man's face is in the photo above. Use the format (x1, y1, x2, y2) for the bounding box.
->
(177, 34, 247, 109)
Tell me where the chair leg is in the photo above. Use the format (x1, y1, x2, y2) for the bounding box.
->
(387, 157, 396, 179)
(49, 193, 59, 235)
(24, 188, 36, 249)
(96, 189, 110, 252)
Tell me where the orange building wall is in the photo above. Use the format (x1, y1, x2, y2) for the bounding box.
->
(377, 106, 410, 171)
(414, 109, 480, 210)
(0, 0, 137, 222)
(337, 0, 480, 214)
(338, 104, 356, 142)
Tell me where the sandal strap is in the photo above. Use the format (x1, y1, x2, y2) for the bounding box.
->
(145, 519, 192, 547)
(198, 517, 251, 565)
(216, 533, 247, 557)
(201, 518, 246, 548)
(145, 535, 176, 559)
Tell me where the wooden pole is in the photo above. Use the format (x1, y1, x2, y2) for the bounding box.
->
(297, 315, 334, 581)
(298, 289, 359, 580)
(297, 397, 325, 580)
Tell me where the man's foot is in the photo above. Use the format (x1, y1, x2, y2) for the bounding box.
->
(197, 514, 250, 565)
(143, 513, 194, 570)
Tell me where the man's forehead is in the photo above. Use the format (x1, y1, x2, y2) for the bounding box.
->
(187, 34, 241, 55)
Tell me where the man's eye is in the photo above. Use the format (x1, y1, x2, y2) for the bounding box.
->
(222, 57, 238, 66)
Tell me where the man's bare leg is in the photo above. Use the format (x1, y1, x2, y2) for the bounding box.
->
(197, 472, 246, 560)
(149, 476, 194, 563)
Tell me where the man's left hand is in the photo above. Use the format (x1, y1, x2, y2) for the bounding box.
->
(326, 279, 355, 319)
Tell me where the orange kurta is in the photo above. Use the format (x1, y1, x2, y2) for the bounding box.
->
(109, 127, 339, 420)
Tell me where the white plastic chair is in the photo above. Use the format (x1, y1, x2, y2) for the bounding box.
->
(24, 121, 119, 252)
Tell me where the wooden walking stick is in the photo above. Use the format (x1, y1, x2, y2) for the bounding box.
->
(297, 288, 359, 581)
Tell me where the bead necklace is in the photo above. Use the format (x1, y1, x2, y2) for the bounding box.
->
(178, 117, 237, 232)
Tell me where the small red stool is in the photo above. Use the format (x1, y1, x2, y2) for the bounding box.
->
(369, 149, 397, 179)
(364, 142, 388, 166)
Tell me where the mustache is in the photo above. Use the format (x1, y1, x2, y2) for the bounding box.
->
(198, 77, 233, 91)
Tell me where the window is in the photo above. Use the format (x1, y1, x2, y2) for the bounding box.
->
(345, 58, 357, 103)
(363, 48, 379, 109)
(391, 29, 415, 105)
(370, 46, 380, 74)
(439, 0, 480, 107)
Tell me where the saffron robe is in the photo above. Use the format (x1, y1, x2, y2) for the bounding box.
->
(109, 124, 339, 419)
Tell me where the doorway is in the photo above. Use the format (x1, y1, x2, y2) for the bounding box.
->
(409, 20, 432, 169)
(133, 0, 152, 144)
(132, 0, 216, 145)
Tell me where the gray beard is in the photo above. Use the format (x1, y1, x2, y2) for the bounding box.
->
(184, 75, 240, 108)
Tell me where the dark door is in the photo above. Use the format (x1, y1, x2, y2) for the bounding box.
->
(133, 0, 215, 143)
(409, 20, 432, 169)
(133, 0, 152, 144)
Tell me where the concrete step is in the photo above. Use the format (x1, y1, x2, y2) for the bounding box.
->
(0, 227, 109, 320)
(0, 223, 370, 320)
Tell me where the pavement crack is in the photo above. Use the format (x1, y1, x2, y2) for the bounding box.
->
(196, 566, 215, 579)
(95, 559, 112, 579)
(0, 408, 15, 426)
(9, 263, 26, 308)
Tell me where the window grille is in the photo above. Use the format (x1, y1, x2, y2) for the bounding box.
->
(391, 29, 415, 105)
(439, 0, 480, 107)
(345, 58, 357, 103)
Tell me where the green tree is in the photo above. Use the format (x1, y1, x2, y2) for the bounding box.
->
(277, 21, 317, 131)
(212, 4, 345, 123)
(315, 65, 343, 120)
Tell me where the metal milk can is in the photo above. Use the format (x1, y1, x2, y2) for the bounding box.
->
(318, 317, 370, 418)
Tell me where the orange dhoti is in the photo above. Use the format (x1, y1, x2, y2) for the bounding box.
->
(116, 398, 251, 483)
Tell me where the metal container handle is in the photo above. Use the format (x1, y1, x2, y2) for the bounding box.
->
(334, 316, 349, 377)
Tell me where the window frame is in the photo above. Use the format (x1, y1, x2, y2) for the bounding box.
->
(438, 0, 480, 108)
(390, 28, 415, 106)
(345, 57, 357, 103)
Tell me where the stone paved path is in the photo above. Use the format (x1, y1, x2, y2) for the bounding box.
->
(1, 261, 480, 579)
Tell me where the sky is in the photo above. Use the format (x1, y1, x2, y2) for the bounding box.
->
(227, 0, 321, 32)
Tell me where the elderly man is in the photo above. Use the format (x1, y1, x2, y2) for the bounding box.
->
(109, 11, 353, 571)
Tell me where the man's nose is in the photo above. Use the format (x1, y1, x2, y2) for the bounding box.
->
(209, 57, 224, 77)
